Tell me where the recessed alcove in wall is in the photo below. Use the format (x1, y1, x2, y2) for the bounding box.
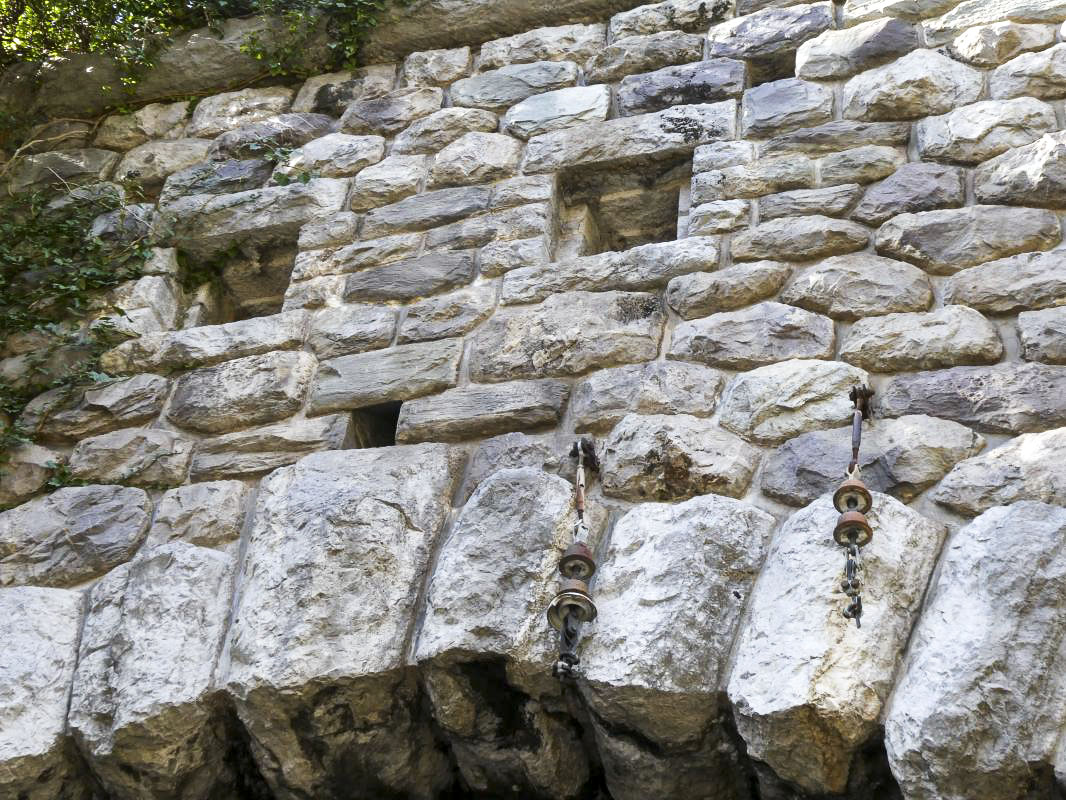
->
(350, 401, 403, 448)
(219, 244, 298, 321)
(556, 156, 692, 256)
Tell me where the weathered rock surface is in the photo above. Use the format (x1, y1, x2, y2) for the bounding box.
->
(306, 304, 395, 358)
(952, 21, 1057, 66)
(762, 413, 984, 506)
(159, 158, 273, 206)
(617, 59, 745, 116)
(478, 22, 606, 69)
(915, 97, 1057, 164)
(344, 250, 476, 302)
(19, 373, 169, 442)
(451, 61, 578, 109)
(67, 428, 195, 488)
(273, 133, 384, 181)
(878, 364, 1066, 433)
(146, 480, 252, 548)
(219, 445, 464, 800)
(403, 46, 471, 86)
(610, 0, 731, 40)
(503, 85, 610, 138)
(351, 154, 427, 210)
(571, 361, 724, 433)
(601, 412, 761, 501)
(733, 216, 869, 262)
(362, 185, 491, 237)
(392, 108, 497, 155)
(990, 42, 1066, 100)
(721, 359, 870, 445)
(113, 138, 212, 194)
(0, 586, 86, 800)
(728, 492, 946, 794)
(741, 78, 834, 137)
(850, 161, 965, 225)
(585, 30, 704, 83)
(975, 131, 1066, 207)
(669, 301, 835, 369)
(944, 250, 1066, 314)
(207, 113, 334, 161)
(796, 17, 917, 79)
(885, 502, 1066, 800)
(579, 493, 776, 800)
(706, 3, 834, 64)
(666, 262, 790, 319)
(339, 87, 444, 135)
(1019, 306, 1066, 363)
(457, 431, 569, 502)
(688, 199, 749, 234)
(820, 144, 906, 187)
(842, 49, 983, 120)
(841, 0, 958, 25)
(780, 253, 932, 320)
(924, 0, 1066, 45)
(760, 183, 864, 220)
(68, 542, 239, 800)
(874, 205, 1060, 274)
(7, 148, 119, 193)
(693, 153, 814, 203)
(429, 132, 523, 188)
(470, 291, 664, 381)
(398, 284, 496, 344)
(396, 379, 569, 443)
(308, 339, 463, 413)
(167, 351, 316, 434)
(295, 65, 396, 116)
(0, 443, 55, 508)
(761, 119, 912, 155)
(0, 485, 150, 588)
(95, 100, 190, 149)
(186, 86, 293, 138)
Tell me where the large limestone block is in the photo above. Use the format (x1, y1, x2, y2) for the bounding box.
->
(220, 445, 464, 800)
(343, 250, 476, 302)
(339, 87, 443, 135)
(451, 61, 578, 110)
(186, 86, 293, 138)
(414, 468, 594, 798)
(728, 493, 946, 794)
(720, 359, 870, 445)
(207, 113, 334, 161)
(102, 311, 308, 373)
(693, 153, 814, 203)
(147, 480, 252, 548)
(397, 284, 496, 344)
(930, 427, 1066, 515)
(877, 364, 1066, 433)
(819, 144, 906, 186)
(95, 100, 190, 149)
(915, 97, 1057, 164)
(885, 502, 1066, 799)
(617, 59, 745, 117)
(0, 485, 150, 588)
(732, 215, 869, 262)
(780, 253, 932, 320)
(841, 0, 958, 24)
(6, 148, 119, 193)
(113, 138, 212, 195)
(762, 414, 984, 506)
(293, 65, 396, 115)
(428, 132, 523, 188)
(688, 199, 750, 234)
(1019, 306, 1066, 363)
(579, 494, 776, 800)
(874, 205, 1060, 275)
(762, 119, 912, 155)
(610, 0, 732, 40)
(393, 107, 498, 154)
(0, 443, 55, 508)
(923, 0, 1066, 45)
(706, 3, 834, 62)
(666, 261, 790, 319)
(796, 18, 917, 79)
(760, 183, 864, 221)
(944, 250, 1066, 314)
(159, 157, 273, 206)
(470, 291, 664, 382)
(306, 304, 395, 358)
(585, 30, 704, 83)
(0, 586, 87, 800)
(571, 361, 724, 434)
(350, 154, 427, 210)
(395, 379, 569, 443)
(850, 162, 965, 225)
(990, 42, 1066, 99)
(273, 133, 384, 181)
(951, 21, 1057, 66)
(840, 305, 1003, 371)
(361, 185, 491, 237)
(600, 413, 761, 502)
(403, 46, 471, 86)
(67, 428, 195, 488)
(975, 131, 1066, 207)
(293, 232, 422, 280)
(842, 49, 983, 121)
(741, 78, 834, 137)
(502, 237, 717, 304)
(19, 373, 169, 442)
(669, 301, 834, 370)
(523, 101, 736, 173)
(503, 84, 610, 138)
(189, 413, 353, 481)
(478, 23, 606, 68)
(68, 543, 239, 800)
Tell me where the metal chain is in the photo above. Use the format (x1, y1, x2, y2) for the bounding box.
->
(841, 542, 863, 628)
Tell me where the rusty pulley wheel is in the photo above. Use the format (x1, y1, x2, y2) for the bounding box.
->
(834, 510, 873, 548)
(559, 542, 596, 580)
(547, 579, 597, 630)
(833, 476, 873, 515)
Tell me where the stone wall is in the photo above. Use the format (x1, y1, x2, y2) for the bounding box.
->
(4, 0, 1066, 798)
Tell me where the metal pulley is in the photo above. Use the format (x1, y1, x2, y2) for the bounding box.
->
(833, 476, 872, 515)
(547, 579, 598, 630)
(559, 542, 596, 581)
(834, 509, 873, 547)
(833, 385, 875, 629)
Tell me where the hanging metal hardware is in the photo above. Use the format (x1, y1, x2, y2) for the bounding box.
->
(548, 438, 599, 680)
(834, 386, 874, 628)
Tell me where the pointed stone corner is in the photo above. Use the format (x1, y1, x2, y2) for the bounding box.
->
(727, 492, 946, 795)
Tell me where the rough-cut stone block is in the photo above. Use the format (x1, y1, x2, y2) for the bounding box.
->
(796, 18, 917, 79)
(470, 291, 664, 382)
(617, 59, 745, 116)
(339, 86, 444, 134)
(572, 361, 725, 433)
(480, 236, 551, 276)
(428, 132, 522, 188)
(294, 65, 396, 116)
(68, 543, 237, 799)
(451, 61, 578, 109)
(219, 445, 464, 800)
(293, 233, 421, 281)
(721, 358, 870, 445)
(760, 184, 863, 220)
(728, 493, 946, 794)
(952, 21, 1056, 66)
(478, 23, 606, 69)
(273, 133, 384, 181)
(669, 301, 835, 370)
(113, 138, 212, 194)
(944, 250, 1066, 314)
(361, 185, 491, 237)
(6, 148, 119, 193)
(666, 261, 790, 319)
(0, 444, 55, 508)
(601, 413, 761, 502)
(308, 339, 463, 414)
(688, 199, 749, 234)
(840, 305, 1003, 371)
(850, 161, 965, 225)
(762, 119, 911, 155)
(693, 140, 756, 172)
(189, 414, 353, 480)
(585, 30, 704, 83)
(885, 502, 1066, 800)
(842, 49, 982, 121)
(304, 304, 394, 359)
(841, 0, 958, 24)
(0, 485, 150, 588)
(523, 101, 736, 173)
(923, 0, 1066, 45)
(819, 145, 904, 186)
(610, 0, 732, 40)
(877, 363, 1066, 433)
(206, 113, 334, 161)
(351, 154, 427, 210)
(457, 432, 569, 502)
(503, 85, 610, 138)
(186, 86, 293, 138)
(692, 154, 814, 203)
(502, 237, 717, 304)
(0, 586, 86, 800)
(344, 250, 476, 302)
(95, 100, 190, 149)
(159, 158, 273, 206)
(975, 131, 1066, 208)
(147, 480, 252, 548)
(707, 3, 834, 62)
(916, 97, 1057, 165)
(732, 215, 869, 262)
(741, 78, 834, 137)
(397, 284, 496, 344)
(762, 414, 983, 506)
(19, 374, 169, 442)
(393, 108, 498, 155)
(167, 351, 316, 434)
(579, 492, 775, 800)
(990, 42, 1066, 99)
(403, 46, 471, 86)
(67, 428, 195, 488)
(874, 205, 1060, 275)
(396, 379, 568, 443)
(1019, 307, 1066, 363)
(780, 253, 932, 320)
